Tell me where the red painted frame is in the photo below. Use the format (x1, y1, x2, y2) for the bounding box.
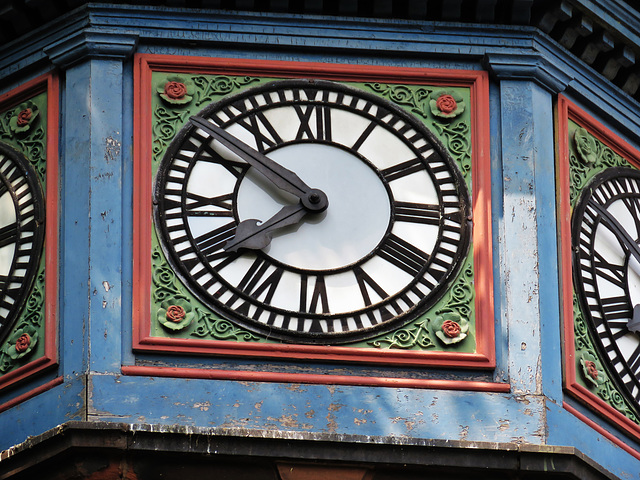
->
(558, 95, 640, 442)
(131, 54, 498, 386)
(0, 73, 59, 392)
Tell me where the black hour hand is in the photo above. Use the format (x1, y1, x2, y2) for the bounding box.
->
(225, 203, 307, 252)
(629, 305, 640, 335)
(190, 116, 328, 213)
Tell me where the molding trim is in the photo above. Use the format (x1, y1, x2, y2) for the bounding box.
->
(483, 53, 573, 93)
(44, 31, 138, 69)
(0, 421, 619, 480)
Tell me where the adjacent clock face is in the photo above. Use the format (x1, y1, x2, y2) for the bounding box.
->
(573, 167, 640, 404)
(155, 80, 470, 343)
(0, 143, 44, 343)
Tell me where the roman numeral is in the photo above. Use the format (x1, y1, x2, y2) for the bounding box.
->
(381, 158, 425, 182)
(300, 274, 329, 314)
(235, 112, 283, 152)
(0, 222, 18, 249)
(188, 221, 236, 263)
(178, 133, 249, 180)
(593, 251, 626, 289)
(294, 104, 332, 141)
(184, 192, 233, 217)
(353, 266, 388, 306)
(601, 295, 633, 320)
(228, 258, 284, 317)
(351, 121, 377, 151)
(377, 233, 430, 277)
(199, 144, 249, 179)
(394, 201, 441, 225)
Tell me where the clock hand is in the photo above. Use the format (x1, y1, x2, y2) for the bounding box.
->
(190, 116, 328, 213)
(629, 305, 640, 335)
(591, 202, 640, 265)
(225, 203, 307, 252)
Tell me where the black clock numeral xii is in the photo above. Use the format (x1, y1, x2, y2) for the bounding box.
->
(294, 103, 332, 142)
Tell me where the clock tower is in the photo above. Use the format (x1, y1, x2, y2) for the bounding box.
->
(1, 2, 640, 479)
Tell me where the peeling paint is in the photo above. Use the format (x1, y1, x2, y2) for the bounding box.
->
(104, 136, 121, 163)
(267, 414, 299, 429)
(193, 402, 211, 412)
(285, 384, 306, 392)
(498, 419, 510, 431)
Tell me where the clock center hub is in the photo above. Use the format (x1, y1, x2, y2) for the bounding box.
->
(235, 143, 390, 271)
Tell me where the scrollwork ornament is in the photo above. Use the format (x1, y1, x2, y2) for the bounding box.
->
(568, 126, 630, 206)
(152, 106, 191, 161)
(367, 320, 434, 349)
(432, 121, 471, 177)
(364, 83, 432, 118)
(191, 308, 260, 342)
(151, 248, 189, 305)
(192, 75, 260, 107)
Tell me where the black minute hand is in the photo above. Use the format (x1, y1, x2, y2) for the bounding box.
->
(190, 116, 327, 212)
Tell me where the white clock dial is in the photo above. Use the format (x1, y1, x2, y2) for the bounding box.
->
(155, 80, 471, 343)
(574, 168, 640, 404)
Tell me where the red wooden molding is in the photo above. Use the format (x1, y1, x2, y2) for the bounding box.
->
(122, 364, 510, 392)
(131, 55, 496, 381)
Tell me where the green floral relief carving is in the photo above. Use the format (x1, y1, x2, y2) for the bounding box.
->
(568, 122, 640, 422)
(0, 91, 48, 378)
(191, 76, 261, 107)
(568, 122, 630, 207)
(150, 73, 476, 352)
(365, 83, 433, 118)
(0, 92, 47, 185)
(0, 263, 46, 374)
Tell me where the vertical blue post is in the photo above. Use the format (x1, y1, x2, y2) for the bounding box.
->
(485, 54, 570, 404)
(46, 31, 138, 415)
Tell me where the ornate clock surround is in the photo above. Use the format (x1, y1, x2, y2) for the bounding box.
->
(0, 73, 59, 396)
(559, 95, 640, 444)
(131, 55, 496, 385)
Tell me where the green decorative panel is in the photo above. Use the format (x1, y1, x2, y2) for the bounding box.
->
(148, 71, 477, 355)
(0, 91, 48, 377)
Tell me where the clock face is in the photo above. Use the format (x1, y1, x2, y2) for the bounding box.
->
(573, 167, 640, 404)
(0, 143, 45, 343)
(154, 79, 471, 343)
